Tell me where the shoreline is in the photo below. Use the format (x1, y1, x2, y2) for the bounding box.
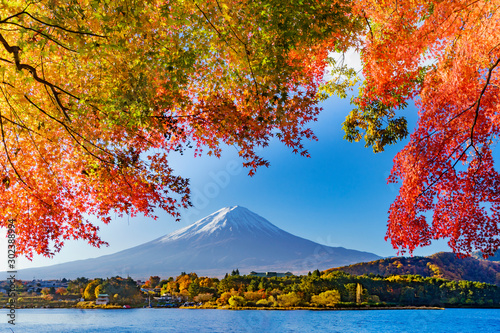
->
(8, 305, 451, 311)
(184, 305, 446, 311)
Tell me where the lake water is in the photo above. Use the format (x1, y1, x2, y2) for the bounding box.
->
(1, 308, 499, 332)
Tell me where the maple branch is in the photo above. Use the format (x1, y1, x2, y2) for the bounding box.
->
(469, 56, 500, 149)
(23, 92, 142, 178)
(488, 42, 500, 55)
(195, 2, 265, 114)
(0, 98, 30, 189)
(192, 2, 258, 95)
(457, 0, 483, 13)
(417, 56, 500, 150)
(414, 55, 500, 199)
(3, 22, 78, 53)
(0, 114, 33, 133)
(361, 10, 374, 40)
(463, 56, 500, 184)
(0, 9, 30, 24)
(0, 57, 13, 64)
(0, 107, 47, 139)
(21, 11, 106, 38)
(193, 3, 237, 53)
(16, 109, 70, 195)
(0, 33, 75, 122)
(23, 95, 115, 167)
(0, 81, 57, 143)
(213, 0, 260, 97)
(0, 85, 35, 134)
(214, 0, 247, 46)
(0, 10, 106, 38)
(416, 139, 468, 199)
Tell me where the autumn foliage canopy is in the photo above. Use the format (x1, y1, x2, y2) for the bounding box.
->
(0, 0, 359, 257)
(1, 0, 499, 258)
(345, 0, 500, 257)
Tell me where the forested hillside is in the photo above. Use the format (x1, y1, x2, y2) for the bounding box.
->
(326, 253, 500, 286)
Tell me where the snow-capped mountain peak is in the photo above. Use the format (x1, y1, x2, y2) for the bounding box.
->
(158, 206, 282, 242)
(12, 206, 381, 279)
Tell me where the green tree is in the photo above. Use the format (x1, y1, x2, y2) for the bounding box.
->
(344, 283, 357, 303)
(188, 282, 200, 298)
(400, 286, 416, 305)
(247, 279, 259, 292)
(217, 278, 235, 294)
(158, 279, 170, 289)
(146, 276, 161, 289)
(258, 280, 268, 291)
(97, 277, 142, 305)
(67, 277, 89, 295)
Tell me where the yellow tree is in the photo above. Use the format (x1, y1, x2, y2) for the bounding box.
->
(311, 289, 341, 306)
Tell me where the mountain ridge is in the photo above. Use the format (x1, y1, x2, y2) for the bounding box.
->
(10, 206, 381, 279)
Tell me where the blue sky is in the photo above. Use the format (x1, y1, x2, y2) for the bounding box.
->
(1, 52, 453, 272)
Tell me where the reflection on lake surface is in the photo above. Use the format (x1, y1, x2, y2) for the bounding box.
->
(1, 308, 499, 332)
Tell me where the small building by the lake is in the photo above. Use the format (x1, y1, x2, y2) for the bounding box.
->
(95, 294, 110, 305)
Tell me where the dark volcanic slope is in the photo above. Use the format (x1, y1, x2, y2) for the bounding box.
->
(13, 206, 381, 279)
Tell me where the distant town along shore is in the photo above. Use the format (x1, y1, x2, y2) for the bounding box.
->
(1, 268, 499, 310)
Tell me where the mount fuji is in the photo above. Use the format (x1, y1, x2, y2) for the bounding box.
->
(13, 206, 381, 279)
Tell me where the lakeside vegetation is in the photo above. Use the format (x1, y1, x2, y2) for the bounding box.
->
(2, 269, 499, 309)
